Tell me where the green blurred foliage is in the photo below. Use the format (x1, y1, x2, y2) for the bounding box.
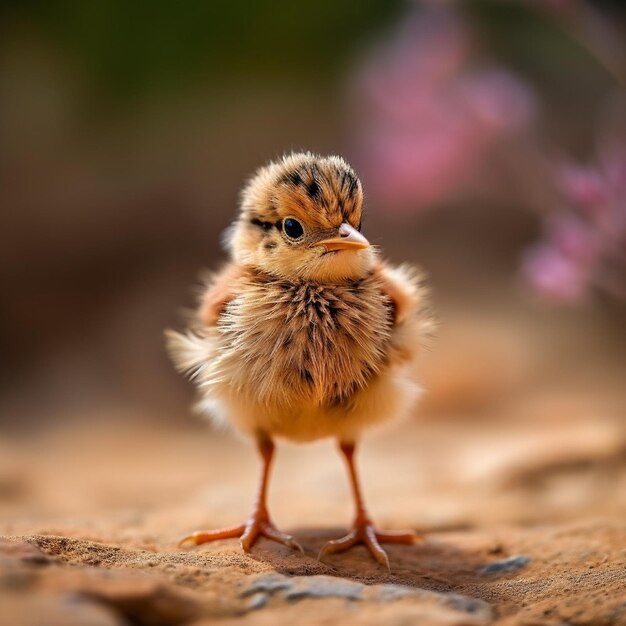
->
(466, 2, 619, 90)
(2, 0, 404, 96)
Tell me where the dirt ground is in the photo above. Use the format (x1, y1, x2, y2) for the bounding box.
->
(1, 307, 625, 626)
(1, 407, 625, 626)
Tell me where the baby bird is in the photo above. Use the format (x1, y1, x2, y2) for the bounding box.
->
(167, 152, 431, 568)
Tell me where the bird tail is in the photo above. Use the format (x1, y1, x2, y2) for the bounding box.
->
(164, 329, 213, 381)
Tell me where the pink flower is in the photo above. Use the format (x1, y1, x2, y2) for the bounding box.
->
(352, 5, 536, 212)
(460, 70, 535, 134)
(558, 166, 609, 216)
(522, 244, 589, 302)
(523, 139, 626, 302)
(547, 214, 598, 264)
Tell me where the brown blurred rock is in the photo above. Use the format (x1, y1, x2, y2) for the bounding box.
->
(0, 539, 50, 565)
(0, 591, 123, 626)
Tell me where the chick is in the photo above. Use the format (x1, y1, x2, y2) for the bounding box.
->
(167, 152, 432, 568)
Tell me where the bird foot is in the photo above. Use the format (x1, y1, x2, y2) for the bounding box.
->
(179, 512, 303, 553)
(318, 519, 419, 570)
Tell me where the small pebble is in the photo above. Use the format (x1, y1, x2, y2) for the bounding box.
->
(241, 575, 292, 597)
(247, 592, 269, 610)
(285, 577, 364, 602)
(373, 584, 418, 601)
(480, 555, 530, 575)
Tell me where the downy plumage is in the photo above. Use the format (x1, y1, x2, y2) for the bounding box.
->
(167, 152, 432, 568)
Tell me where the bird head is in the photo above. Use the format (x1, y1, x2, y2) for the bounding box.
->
(227, 153, 375, 282)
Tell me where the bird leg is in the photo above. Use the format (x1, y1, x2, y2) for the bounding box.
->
(318, 441, 419, 570)
(179, 434, 303, 553)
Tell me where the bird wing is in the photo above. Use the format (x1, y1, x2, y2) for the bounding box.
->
(373, 261, 424, 326)
(373, 260, 434, 365)
(198, 263, 242, 326)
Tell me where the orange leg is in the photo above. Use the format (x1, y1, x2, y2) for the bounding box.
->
(318, 441, 419, 570)
(180, 434, 302, 553)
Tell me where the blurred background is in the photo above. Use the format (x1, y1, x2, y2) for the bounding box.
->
(0, 0, 625, 537)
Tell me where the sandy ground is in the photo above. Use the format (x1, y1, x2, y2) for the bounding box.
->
(1, 302, 625, 625)
(1, 402, 625, 626)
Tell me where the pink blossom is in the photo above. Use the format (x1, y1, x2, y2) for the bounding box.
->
(523, 141, 626, 302)
(546, 214, 598, 264)
(352, 6, 535, 212)
(522, 244, 589, 302)
(558, 166, 609, 216)
(460, 70, 535, 133)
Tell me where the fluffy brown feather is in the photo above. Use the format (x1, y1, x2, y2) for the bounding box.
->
(167, 152, 431, 442)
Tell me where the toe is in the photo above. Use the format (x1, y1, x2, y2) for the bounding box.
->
(178, 535, 197, 549)
(262, 524, 304, 552)
(375, 529, 421, 544)
(240, 523, 260, 552)
(317, 529, 359, 560)
(315, 524, 414, 568)
(363, 526, 390, 570)
(179, 525, 246, 548)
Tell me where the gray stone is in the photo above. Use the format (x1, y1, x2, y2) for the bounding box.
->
(246, 592, 269, 610)
(241, 574, 293, 597)
(479, 554, 530, 575)
(285, 576, 364, 601)
(439, 591, 493, 617)
(371, 584, 420, 601)
(368, 584, 493, 619)
(239, 574, 493, 621)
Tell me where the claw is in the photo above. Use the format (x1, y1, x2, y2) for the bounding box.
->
(178, 525, 246, 548)
(317, 528, 359, 561)
(375, 529, 421, 544)
(178, 535, 195, 549)
(363, 526, 390, 570)
(318, 523, 419, 569)
(256, 523, 304, 553)
(180, 517, 303, 554)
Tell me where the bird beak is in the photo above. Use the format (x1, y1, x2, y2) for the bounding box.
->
(315, 223, 370, 251)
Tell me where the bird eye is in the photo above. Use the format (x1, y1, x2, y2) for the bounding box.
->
(283, 217, 304, 240)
